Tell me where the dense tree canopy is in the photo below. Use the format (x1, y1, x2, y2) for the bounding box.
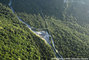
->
(0, 3, 55, 60)
(12, 0, 89, 58)
(0, 0, 89, 59)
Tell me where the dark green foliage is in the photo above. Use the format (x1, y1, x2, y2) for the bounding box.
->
(0, 3, 55, 60)
(12, 0, 64, 19)
(46, 19, 89, 57)
(17, 13, 89, 57)
(18, 13, 46, 29)
(1, 0, 89, 59)
(11, 0, 89, 58)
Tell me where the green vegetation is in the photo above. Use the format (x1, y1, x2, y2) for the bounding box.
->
(12, 0, 64, 19)
(17, 13, 89, 57)
(11, 0, 89, 58)
(0, 0, 89, 59)
(0, 3, 55, 60)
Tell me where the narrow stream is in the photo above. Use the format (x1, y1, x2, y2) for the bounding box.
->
(8, 0, 63, 59)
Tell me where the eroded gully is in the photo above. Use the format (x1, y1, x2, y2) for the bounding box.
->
(8, 0, 63, 59)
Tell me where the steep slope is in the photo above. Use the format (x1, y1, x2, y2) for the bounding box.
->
(0, 3, 55, 60)
(12, 0, 64, 19)
(11, 0, 89, 58)
(18, 14, 89, 57)
(63, 0, 89, 25)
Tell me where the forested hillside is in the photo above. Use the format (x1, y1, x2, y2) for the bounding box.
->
(0, 0, 89, 59)
(12, 0, 64, 19)
(0, 3, 55, 60)
(64, 0, 89, 25)
(12, 0, 89, 58)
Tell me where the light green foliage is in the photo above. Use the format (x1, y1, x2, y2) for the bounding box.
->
(16, 11, 89, 58)
(1, 0, 89, 59)
(11, 0, 89, 58)
(0, 3, 55, 60)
